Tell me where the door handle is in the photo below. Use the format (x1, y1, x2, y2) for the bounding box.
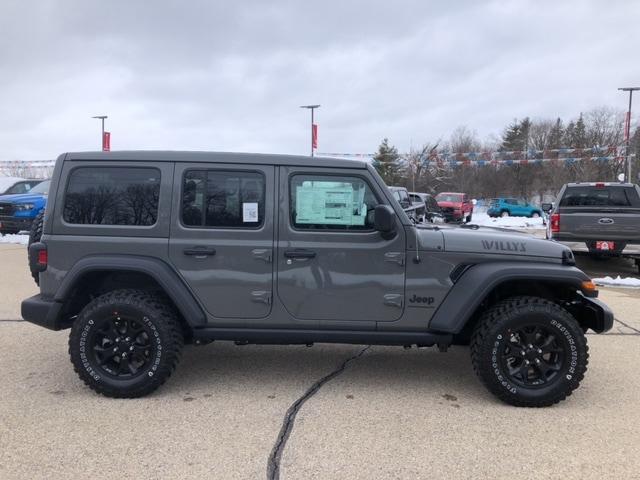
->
(183, 247, 216, 257)
(284, 249, 317, 259)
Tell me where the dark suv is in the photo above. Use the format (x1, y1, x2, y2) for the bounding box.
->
(22, 151, 612, 406)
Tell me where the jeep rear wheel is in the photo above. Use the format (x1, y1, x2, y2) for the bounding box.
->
(471, 296, 588, 407)
(69, 289, 184, 398)
(28, 210, 44, 285)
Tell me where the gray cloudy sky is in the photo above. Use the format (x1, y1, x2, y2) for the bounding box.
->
(1, 0, 638, 160)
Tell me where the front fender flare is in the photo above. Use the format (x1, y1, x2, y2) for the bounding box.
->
(428, 261, 590, 333)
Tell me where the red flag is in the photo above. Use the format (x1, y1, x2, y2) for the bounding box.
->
(624, 112, 631, 142)
(102, 131, 111, 151)
(312, 124, 318, 149)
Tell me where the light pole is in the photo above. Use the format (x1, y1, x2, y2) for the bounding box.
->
(92, 115, 108, 150)
(300, 105, 320, 156)
(618, 87, 639, 182)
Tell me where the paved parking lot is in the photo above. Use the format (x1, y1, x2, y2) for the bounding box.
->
(1, 243, 639, 479)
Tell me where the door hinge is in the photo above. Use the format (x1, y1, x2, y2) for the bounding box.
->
(251, 290, 272, 305)
(251, 248, 272, 263)
(383, 294, 404, 308)
(384, 252, 405, 266)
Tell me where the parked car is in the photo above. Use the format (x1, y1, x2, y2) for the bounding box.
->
(435, 192, 473, 223)
(22, 150, 613, 407)
(389, 186, 423, 222)
(488, 198, 542, 218)
(0, 177, 43, 195)
(544, 182, 640, 271)
(0, 179, 49, 235)
(409, 192, 445, 224)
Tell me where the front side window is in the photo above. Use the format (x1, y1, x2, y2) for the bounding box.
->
(182, 170, 265, 228)
(290, 174, 378, 230)
(63, 168, 160, 226)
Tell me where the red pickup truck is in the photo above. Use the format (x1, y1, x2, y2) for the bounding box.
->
(435, 192, 473, 223)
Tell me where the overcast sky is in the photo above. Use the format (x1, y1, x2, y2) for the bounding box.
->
(0, 0, 638, 160)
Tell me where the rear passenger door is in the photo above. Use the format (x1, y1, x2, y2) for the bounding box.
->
(169, 163, 275, 320)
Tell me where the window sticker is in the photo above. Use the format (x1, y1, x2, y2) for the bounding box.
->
(242, 202, 259, 223)
(295, 183, 366, 226)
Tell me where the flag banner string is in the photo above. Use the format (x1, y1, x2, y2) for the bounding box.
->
(317, 146, 634, 166)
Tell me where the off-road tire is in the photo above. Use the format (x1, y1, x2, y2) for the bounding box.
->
(466, 213, 472, 223)
(69, 289, 184, 398)
(531, 212, 541, 218)
(28, 210, 45, 285)
(500, 210, 510, 217)
(471, 296, 588, 407)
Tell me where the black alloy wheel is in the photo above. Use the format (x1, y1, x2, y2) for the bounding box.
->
(499, 325, 565, 388)
(90, 313, 156, 378)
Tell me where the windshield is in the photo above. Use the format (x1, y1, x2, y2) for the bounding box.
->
(28, 180, 50, 195)
(559, 186, 640, 207)
(436, 194, 462, 202)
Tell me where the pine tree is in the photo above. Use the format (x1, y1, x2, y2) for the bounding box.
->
(572, 114, 587, 148)
(372, 138, 403, 185)
(548, 118, 564, 148)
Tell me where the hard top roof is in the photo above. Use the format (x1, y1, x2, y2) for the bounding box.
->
(62, 151, 368, 169)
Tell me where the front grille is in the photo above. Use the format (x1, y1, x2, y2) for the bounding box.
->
(441, 207, 454, 214)
(0, 203, 15, 216)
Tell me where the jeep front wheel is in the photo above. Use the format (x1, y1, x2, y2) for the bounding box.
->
(471, 296, 588, 407)
(69, 289, 184, 398)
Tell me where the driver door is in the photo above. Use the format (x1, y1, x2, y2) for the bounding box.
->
(276, 167, 406, 324)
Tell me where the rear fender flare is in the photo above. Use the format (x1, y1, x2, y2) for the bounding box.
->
(54, 255, 206, 327)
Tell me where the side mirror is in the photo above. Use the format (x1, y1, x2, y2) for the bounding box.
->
(541, 203, 552, 213)
(400, 200, 410, 209)
(374, 205, 396, 235)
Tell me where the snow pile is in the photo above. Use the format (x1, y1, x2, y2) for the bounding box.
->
(592, 276, 640, 288)
(471, 211, 546, 230)
(0, 234, 29, 245)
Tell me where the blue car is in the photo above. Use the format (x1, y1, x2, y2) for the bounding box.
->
(0, 180, 50, 235)
(487, 197, 542, 218)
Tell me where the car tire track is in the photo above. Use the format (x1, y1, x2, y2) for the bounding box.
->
(267, 345, 371, 480)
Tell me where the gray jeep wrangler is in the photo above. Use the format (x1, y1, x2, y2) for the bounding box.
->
(22, 151, 613, 406)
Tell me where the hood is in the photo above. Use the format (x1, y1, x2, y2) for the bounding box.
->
(0, 193, 47, 203)
(416, 224, 571, 260)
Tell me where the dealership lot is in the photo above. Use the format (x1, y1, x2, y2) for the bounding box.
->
(1, 243, 639, 479)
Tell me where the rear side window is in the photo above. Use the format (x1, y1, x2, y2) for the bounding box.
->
(560, 186, 640, 207)
(63, 167, 160, 225)
(182, 170, 265, 228)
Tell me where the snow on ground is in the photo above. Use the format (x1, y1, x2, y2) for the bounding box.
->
(0, 234, 29, 245)
(471, 208, 546, 230)
(592, 276, 640, 288)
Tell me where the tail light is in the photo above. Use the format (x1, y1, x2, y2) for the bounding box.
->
(550, 213, 560, 234)
(29, 242, 48, 273)
(38, 249, 48, 267)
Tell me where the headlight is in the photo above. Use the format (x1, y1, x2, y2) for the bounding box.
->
(15, 203, 35, 211)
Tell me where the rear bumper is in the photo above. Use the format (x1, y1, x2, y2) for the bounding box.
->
(0, 215, 33, 232)
(21, 294, 65, 331)
(554, 240, 640, 257)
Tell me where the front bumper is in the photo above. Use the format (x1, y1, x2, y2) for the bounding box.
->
(0, 215, 33, 232)
(579, 293, 614, 333)
(21, 294, 65, 331)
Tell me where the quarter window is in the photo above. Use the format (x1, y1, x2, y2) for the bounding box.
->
(63, 167, 160, 226)
(182, 170, 265, 228)
(290, 174, 378, 230)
